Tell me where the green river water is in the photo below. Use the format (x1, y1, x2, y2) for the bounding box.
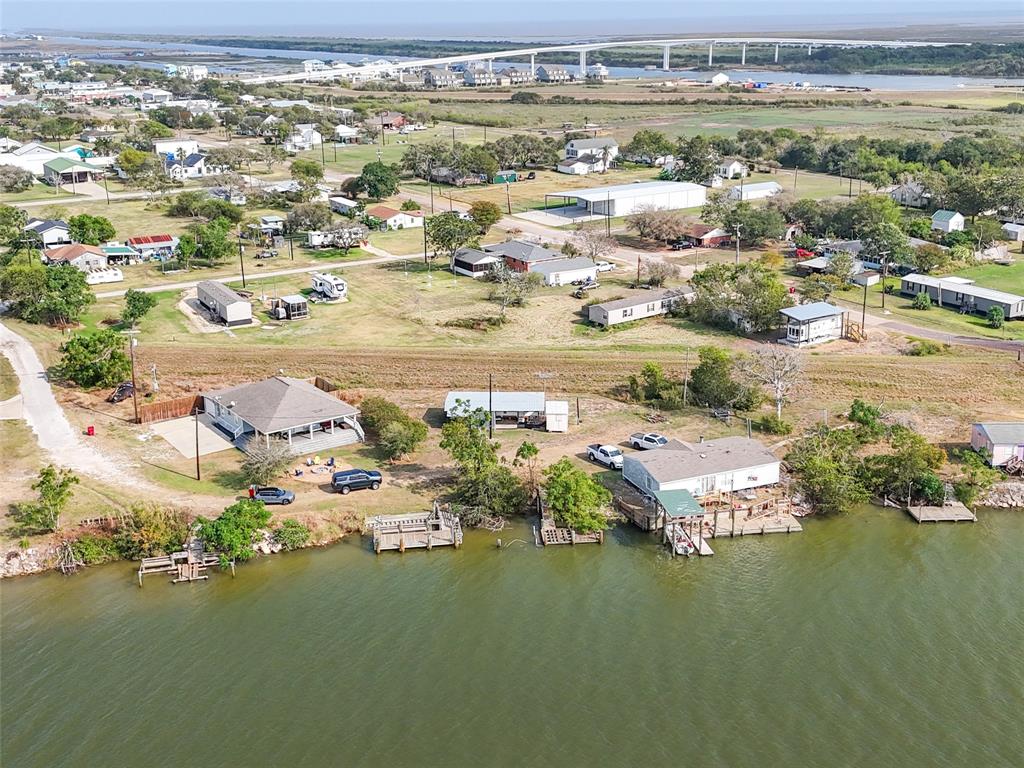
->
(2, 508, 1022, 767)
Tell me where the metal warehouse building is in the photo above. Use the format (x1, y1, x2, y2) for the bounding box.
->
(546, 181, 707, 218)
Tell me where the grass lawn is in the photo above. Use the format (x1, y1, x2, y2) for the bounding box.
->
(0, 185, 79, 204)
(0, 356, 18, 401)
(831, 279, 1024, 341)
(951, 260, 1024, 297)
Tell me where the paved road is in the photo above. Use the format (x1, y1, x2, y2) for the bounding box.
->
(0, 320, 153, 487)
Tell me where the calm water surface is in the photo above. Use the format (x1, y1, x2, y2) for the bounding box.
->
(2, 509, 1022, 767)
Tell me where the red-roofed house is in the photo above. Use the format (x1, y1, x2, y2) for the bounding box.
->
(126, 233, 180, 260)
(681, 224, 731, 247)
(43, 243, 107, 270)
(365, 205, 423, 230)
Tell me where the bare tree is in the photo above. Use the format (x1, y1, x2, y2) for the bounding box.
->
(737, 346, 803, 419)
(570, 226, 617, 262)
(641, 259, 680, 287)
(240, 436, 293, 487)
(626, 205, 686, 242)
(329, 224, 368, 254)
(489, 262, 542, 315)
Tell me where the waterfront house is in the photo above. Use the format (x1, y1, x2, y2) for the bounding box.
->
(899, 274, 1024, 319)
(203, 376, 363, 453)
(464, 68, 497, 87)
(498, 67, 533, 84)
(970, 423, 1024, 468)
(197, 281, 252, 327)
(931, 210, 965, 234)
(424, 68, 463, 88)
(622, 436, 781, 497)
(778, 302, 846, 346)
(537, 65, 572, 83)
(587, 288, 690, 328)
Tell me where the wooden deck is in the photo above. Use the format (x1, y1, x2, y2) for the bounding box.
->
(138, 542, 231, 586)
(369, 502, 463, 553)
(907, 503, 977, 523)
(537, 496, 604, 547)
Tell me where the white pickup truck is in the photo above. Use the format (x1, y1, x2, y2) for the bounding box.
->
(587, 444, 624, 469)
(629, 432, 669, 450)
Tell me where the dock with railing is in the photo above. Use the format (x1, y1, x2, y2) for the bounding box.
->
(369, 502, 463, 553)
(535, 495, 604, 546)
(137, 541, 232, 586)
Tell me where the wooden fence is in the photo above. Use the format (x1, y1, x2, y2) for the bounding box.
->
(137, 394, 202, 424)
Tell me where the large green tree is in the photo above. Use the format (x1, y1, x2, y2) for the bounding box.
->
(11, 465, 79, 534)
(543, 458, 611, 534)
(197, 499, 273, 563)
(669, 135, 719, 184)
(67, 214, 116, 246)
(355, 161, 400, 200)
(57, 330, 131, 388)
(426, 211, 480, 263)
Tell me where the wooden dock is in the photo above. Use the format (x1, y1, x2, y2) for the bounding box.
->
(370, 502, 463, 553)
(907, 502, 977, 523)
(537, 496, 604, 547)
(137, 542, 231, 586)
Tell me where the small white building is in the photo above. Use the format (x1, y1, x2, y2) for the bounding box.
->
(178, 65, 209, 81)
(529, 257, 598, 286)
(1001, 222, 1024, 243)
(444, 391, 565, 432)
(537, 65, 572, 83)
(717, 159, 748, 179)
(333, 124, 359, 142)
(728, 181, 783, 201)
(464, 68, 497, 87)
(970, 423, 1024, 468)
(197, 281, 252, 326)
(365, 205, 423, 230)
(283, 124, 323, 153)
(302, 59, 327, 73)
(889, 180, 930, 209)
(931, 210, 965, 233)
(710, 72, 730, 86)
(622, 436, 781, 497)
(451, 247, 502, 278)
(779, 302, 846, 346)
(141, 88, 173, 103)
(545, 400, 570, 433)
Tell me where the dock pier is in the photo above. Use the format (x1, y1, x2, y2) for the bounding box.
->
(370, 502, 463, 553)
(138, 541, 231, 586)
(536, 496, 604, 546)
(907, 502, 976, 523)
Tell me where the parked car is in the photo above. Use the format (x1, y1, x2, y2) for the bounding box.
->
(670, 240, 694, 250)
(571, 277, 600, 287)
(595, 261, 614, 273)
(331, 469, 383, 494)
(525, 171, 536, 180)
(252, 486, 295, 505)
(794, 247, 816, 259)
(587, 444, 623, 469)
(107, 381, 134, 403)
(629, 432, 669, 450)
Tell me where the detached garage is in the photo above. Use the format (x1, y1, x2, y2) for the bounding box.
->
(547, 181, 707, 218)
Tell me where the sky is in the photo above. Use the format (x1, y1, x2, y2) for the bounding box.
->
(2, 1, 1020, 38)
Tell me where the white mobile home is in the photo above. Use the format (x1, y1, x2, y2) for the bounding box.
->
(529, 257, 597, 287)
(900, 274, 1024, 319)
(728, 181, 783, 201)
(197, 281, 252, 326)
(444, 391, 565, 432)
(587, 289, 689, 327)
(622, 437, 781, 498)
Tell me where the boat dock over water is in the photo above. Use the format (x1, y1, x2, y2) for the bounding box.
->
(907, 502, 977, 523)
(137, 541, 231, 586)
(369, 502, 463, 553)
(535, 495, 604, 546)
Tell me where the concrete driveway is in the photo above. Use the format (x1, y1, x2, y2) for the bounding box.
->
(151, 413, 236, 459)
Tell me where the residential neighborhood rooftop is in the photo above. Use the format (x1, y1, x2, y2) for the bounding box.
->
(780, 302, 845, 322)
(628, 436, 780, 483)
(203, 377, 358, 434)
(974, 423, 1024, 444)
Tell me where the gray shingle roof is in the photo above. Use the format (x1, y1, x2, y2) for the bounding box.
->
(590, 288, 689, 313)
(530, 257, 596, 276)
(483, 240, 561, 262)
(976, 423, 1024, 445)
(203, 377, 358, 434)
(627, 436, 779, 483)
(197, 280, 247, 306)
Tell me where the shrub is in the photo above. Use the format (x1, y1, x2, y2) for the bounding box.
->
(911, 291, 932, 310)
(379, 420, 428, 461)
(71, 533, 121, 565)
(197, 499, 273, 563)
(274, 519, 311, 551)
(114, 504, 190, 559)
(905, 339, 947, 356)
(358, 396, 407, 434)
(239, 437, 293, 487)
(987, 306, 1004, 328)
(400, 199, 420, 211)
(756, 414, 793, 435)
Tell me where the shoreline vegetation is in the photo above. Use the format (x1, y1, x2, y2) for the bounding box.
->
(36, 33, 1024, 78)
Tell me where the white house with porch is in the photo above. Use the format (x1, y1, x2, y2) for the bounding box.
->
(779, 302, 846, 346)
(203, 376, 364, 455)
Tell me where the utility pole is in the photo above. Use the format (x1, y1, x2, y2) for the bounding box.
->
(488, 373, 494, 439)
(237, 233, 247, 288)
(194, 404, 202, 481)
(734, 224, 742, 265)
(879, 250, 890, 310)
(423, 217, 429, 265)
(505, 181, 512, 215)
(427, 160, 435, 214)
(636, 254, 642, 286)
(288, 236, 294, 261)
(682, 347, 690, 405)
(128, 336, 140, 424)
(102, 173, 111, 205)
(320, 138, 326, 168)
(861, 278, 868, 330)
(793, 165, 799, 193)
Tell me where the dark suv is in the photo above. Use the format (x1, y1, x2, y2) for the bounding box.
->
(331, 469, 383, 494)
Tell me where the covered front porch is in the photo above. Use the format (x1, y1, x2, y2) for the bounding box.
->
(245, 415, 364, 456)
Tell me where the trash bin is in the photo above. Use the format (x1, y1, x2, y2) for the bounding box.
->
(86, 425, 95, 436)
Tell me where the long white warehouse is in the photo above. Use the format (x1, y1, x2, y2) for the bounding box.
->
(548, 181, 707, 217)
